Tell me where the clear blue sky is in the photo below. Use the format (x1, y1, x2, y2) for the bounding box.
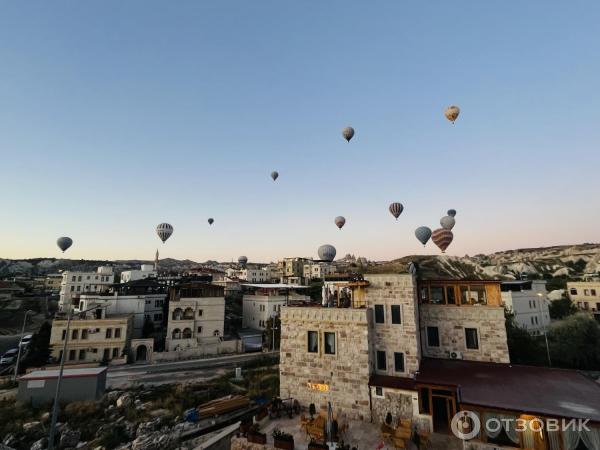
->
(1, 1, 599, 262)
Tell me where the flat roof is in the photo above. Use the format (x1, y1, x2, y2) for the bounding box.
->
(417, 359, 600, 422)
(19, 367, 107, 381)
(242, 283, 310, 289)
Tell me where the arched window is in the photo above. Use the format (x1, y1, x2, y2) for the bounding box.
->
(183, 307, 194, 319)
(172, 328, 181, 339)
(213, 330, 220, 337)
(172, 308, 183, 320)
(183, 328, 192, 339)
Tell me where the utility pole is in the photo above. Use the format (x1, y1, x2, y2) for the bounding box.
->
(537, 292, 551, 367)
(14, 310, 34, 382)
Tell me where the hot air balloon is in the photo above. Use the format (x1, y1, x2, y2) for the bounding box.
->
(389, 202, 404, 220)
(208, 218, 214, 225)
(318, 244, 336, 262)
(271, 171, 279, 181)
(447, 209, 457, 217)
(156, 223, 173, 243)
(238, 256, 248, 266)
(56, 237, 73, 253)
(432, 228, 454, 253)
(415, 227, 432, 247)
(342, 127, 355, 142)
(440, 215, 456, 231)
(444, 105, 460, 123)
(334, 216, 346, 230)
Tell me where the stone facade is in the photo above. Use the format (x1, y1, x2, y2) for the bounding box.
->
(279, 307, 372, 420)
(370, 387, 415, 425)
(363, 274, 421, 377)
(420, 304, 510, 363)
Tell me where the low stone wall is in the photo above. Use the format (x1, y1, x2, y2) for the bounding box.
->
(230, 436, 270, 450)
(153, 339, 241, 362)
(370, 387, 415, 425)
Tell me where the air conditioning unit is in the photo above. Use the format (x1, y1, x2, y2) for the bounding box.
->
(448, 350, 463, 360)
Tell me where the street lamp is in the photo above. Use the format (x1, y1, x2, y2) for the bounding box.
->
(537, 292, 552, 367)
(14, 310, 34, 382)
(48, 304, 107, 450)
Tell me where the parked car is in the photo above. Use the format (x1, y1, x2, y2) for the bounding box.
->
(19, 334, 33, 347)
(0, 348, 19, 365)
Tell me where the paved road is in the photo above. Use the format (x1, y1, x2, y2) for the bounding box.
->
(107, 351, 277, 388)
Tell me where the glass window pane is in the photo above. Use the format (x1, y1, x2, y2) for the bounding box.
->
(391, 305, 401, 324)
(308, 331, 318, 353)
(446, 286, 456, 304)
(377, 351, 386, 370)
(427, 327, 440, 347)
(324, 332, 335, 355)
(394, 352, 404, 372)
(375, 305, 385, 323)
(431, 287, 444, 304)
(470, 286, 487, 305)
(465, 328, 479, 349)
(460, 286, 470, 305)
(420, 287, 429, 303)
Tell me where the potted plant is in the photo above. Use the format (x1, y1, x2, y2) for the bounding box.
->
(308, 438, 329, 450)
(247, 424, 267, 445)
(273, 428, 294, 450)
(309, 403, 316, 420)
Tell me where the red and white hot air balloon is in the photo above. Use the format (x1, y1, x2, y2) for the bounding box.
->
(431, 228, 453, 253)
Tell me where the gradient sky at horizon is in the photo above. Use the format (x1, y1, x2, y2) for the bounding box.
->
(1, 1, 599, 263)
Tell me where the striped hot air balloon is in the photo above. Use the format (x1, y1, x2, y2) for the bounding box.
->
(432, 228, 454, 253)
(156, 223, 173, 243)
(389, 202, 404, 220)
(334, 216, 346, 230)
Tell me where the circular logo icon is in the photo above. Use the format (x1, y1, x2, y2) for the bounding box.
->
(451, 410, 481, 440)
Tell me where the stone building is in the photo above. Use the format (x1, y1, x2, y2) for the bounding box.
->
(280, 270, 600, 450)
(165, 282, 225, 352)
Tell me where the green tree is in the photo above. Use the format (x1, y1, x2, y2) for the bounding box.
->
(142, 317, 155, 338)
(548, 314, 600, 370)
(20, 321, 51, 371)
(265, 316, 281, 350)
(504, 308, 546, 366)
(548, 297, 577, 320)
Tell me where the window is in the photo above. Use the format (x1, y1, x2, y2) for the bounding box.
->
(465, 328, 479, 350)
(534, 316, 538, 325)
(78, 349, 86, 360)
(105, 328, 112, 339)
(308, 331, 318, 353)
(592, 289, 597, 296)
(103, 348, 110, 360)
(430, 286, 444, 304)
(584, 289, 590, 296)
(76, 286, 81, 292)
(419, 388, 430, 414)
(470, 285, 487, 305)
(69, 349, 76, 361)
(394, 352, 405, 373)
(375, 387, 384, 397)
(570, 288, 578, 295)
(420, 287, 429, 303)
(391, 305, 401, 324)
(71, 276, 76, 282)
(82, 329, 88, 339)
(71, 329, 78, 340)
(427, 326, 440, 347)
(460, 286, 470, 305)
(114, 328, 121, 338)
(197, 326, 203, 333)
(374, 305, 385, 324)
(531, 317, 534, 325)
(446, 286, 456, 305)
(70, 286, 74, 292)
(61, 330, 67, 340)
(78, 276, 82, 282)
(376, 351, 387, 371)
(112, 348, 119, 358)
(324, 332, 336, 355)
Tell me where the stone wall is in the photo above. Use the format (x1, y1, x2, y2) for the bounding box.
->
(153, 339, 240, 362)
(363, 274, 421, 377)
(370, 387, 415, 425)
(279, 307, 372, 420)
(420, 305, 510, 363)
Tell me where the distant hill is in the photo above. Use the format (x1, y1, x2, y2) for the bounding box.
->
(365, 243, 600, 284)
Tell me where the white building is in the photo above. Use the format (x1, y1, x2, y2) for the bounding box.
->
(225, 267, 272, 283)
(303, 262, 335, 280)
(59, 266, 115, 312)
(567, 280, 600, 311)
(76, 280, 167, 338)
(501, 280, 550, 335)
(242, 284, 311, 330)
(166, 282, 225, 351)
(120, 264, 157, 283)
